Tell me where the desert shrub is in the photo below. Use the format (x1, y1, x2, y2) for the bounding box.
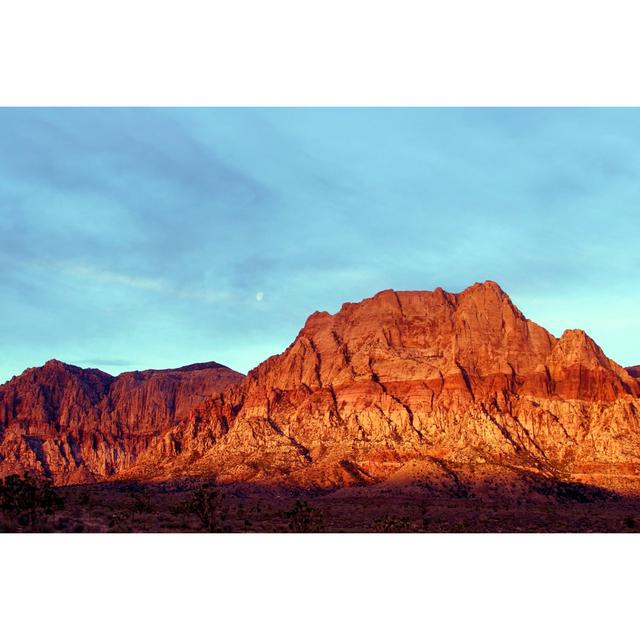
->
(373, 515, 411, 533)
(284, 500, 323, 533)
(419, 503, 430, 530)
(0, 473, 64, 531)
(624, 516, 636, 530)
(108, 511, 132, 533)
(180, 483, 227, 532)
(129, 486, 154, 513)
(78, 491, 91, 507)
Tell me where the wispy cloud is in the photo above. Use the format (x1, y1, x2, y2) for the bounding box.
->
(60, 262, 165, 291)
(50, 261, 230, 304)
(74, 358, 135, 368)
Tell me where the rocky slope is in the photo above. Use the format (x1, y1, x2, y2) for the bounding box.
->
(2, 281, 640, 493)
(0, 361, 243, 483)
(123, 282, 640, 493)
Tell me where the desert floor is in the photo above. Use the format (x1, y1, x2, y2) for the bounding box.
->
(3, 479, 640, 533)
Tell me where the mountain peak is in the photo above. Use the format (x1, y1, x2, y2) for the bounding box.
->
(304, 282, 513, 330)
(26, 359, 112, 382)
(43, 358, 71, 370)
(552, 329, 611, 368)
(458, 280, 517, 309)
(134, 361, 235, 375)
(463, 279, 506, 294)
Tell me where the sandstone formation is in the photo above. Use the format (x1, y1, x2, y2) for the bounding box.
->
(2, 281, 640, 494)
(124, 282, 640, 493)
(0, 361, 242, 483)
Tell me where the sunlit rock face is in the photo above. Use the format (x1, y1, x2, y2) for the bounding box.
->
(2, 282, 640, 493)
(123, 282, 640, 492)
(0, 360, 243, 483)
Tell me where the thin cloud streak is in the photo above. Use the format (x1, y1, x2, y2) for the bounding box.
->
(44, 260, 231, 304)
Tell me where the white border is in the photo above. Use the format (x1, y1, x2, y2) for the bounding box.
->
(2, 2, 639, 638)
(1, 0, 640, 105)
(2, 533, 639, 639)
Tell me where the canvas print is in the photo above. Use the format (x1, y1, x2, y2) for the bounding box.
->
(1, 107, 639, 533)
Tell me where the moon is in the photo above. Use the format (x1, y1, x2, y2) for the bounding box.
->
(255, 291, 264, 302)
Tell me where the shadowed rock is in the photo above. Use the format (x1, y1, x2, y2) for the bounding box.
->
(0, 361, 243, 483)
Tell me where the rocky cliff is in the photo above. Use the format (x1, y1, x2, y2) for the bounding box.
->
(2, 281, 640, 492)
(0, 360, 243, 483)
(123, 282, 640, 493)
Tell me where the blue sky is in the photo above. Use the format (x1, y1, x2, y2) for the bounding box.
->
(1, 108, 639, 383)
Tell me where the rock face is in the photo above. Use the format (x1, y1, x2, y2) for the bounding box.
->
(0, 361, 243, 483)
(2, 281, 640, 492)
(627, 366, 640, 379)
(124, 282, 640, 492)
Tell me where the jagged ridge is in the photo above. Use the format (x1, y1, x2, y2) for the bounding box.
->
(122, 282, 640, 492)
(2, 281, 640, 493)
(0, 360, 243, 483)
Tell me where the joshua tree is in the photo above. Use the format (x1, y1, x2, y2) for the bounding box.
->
(0, 472, 64, 531)
(182, 483, 227, 532)
(129, 485, 154, 513)
(284, 500, 323, 533)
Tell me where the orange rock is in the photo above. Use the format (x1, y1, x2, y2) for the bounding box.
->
(2, 281, 640, 491)
(125, 282, 640, 490)
(0, 361, 242, 483)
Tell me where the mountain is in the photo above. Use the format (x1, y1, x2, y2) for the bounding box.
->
(120, 281, 640, 493)
(0, 360, 243, 483)
(2, 281, 640, 493)
(627, 366, 640, 379)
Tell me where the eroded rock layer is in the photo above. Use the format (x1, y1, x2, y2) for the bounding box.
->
(2, 281, 640, 492)
(124, 282, 640, 492)
(0, 361, 243, 483)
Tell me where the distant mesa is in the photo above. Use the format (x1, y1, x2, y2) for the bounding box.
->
(1, 280, 639, 496)
(627, 365, 640, 379)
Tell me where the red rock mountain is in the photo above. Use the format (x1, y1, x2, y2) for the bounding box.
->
(0, 361, 242, 483)
(2, 281, 640, 492)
